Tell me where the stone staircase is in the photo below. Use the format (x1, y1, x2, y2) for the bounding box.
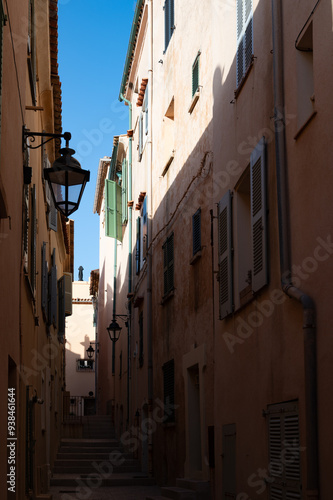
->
(146, 478, 211, 500)
(51, 415, 155, 488)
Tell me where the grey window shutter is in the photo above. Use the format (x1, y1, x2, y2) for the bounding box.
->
(30, 185, 37, 291)
(121, 159, 128, 224)
(267, 402, 301, 499)
(164, 0, 170, 51)
(250, 137, 268, 293)
(222, 424, 236, 500)
(163, 233, 174, 296)
(192, 54, 200, 98)
(144, 83, 149, 135)
(41, 242, 48, 318)
(49, 249, 57, 328)
(23, 185, 29, 273)
(58, 276, 65, 341)
(218, 190, 233, 319)
(49, 196, 57, 231)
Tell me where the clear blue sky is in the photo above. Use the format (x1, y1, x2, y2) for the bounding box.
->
(58, 0, 136, 282)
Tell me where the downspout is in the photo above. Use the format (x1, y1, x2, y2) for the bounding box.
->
(271, 2, 319, 498)
(119, 92, 133, 427)
(147, 0, 154, 477)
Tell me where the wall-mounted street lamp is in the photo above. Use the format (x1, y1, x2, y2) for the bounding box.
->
(22, 127, 90, 219)
(86, 341, 99, 359)
(107, 315, 128, 343)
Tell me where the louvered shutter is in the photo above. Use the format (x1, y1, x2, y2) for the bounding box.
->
(144, 83, 149, 135)
(139, 113, 144, 159)
(105, 179, 122, 241)
(142, 196, 148, 260)
(23, 186, 29, 273)
(49, 196, 57, 231)
(30, 185, 37, 292)
(49, 249, 57, 327)
(250, 137, 268, 293)
(136, 216, 141, 275)
(58, 276, 65, 341)
(192, 54, 200, 98)
(41, 242, 48, 318)
(222, 424, 236, 500)
(166, 233, 174, 294)
(236, 0, 253, 87)
(192, 208, 201, 255)
(121, 159, 128, 224)
(164, 0, 170, 51)
(268, 402, 301, 499)
(163, 359, 175, 422)
(63, 272, 72, 316)
(218, 190, 233, 319)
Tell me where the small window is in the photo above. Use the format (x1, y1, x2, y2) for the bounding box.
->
(164, 0, 174, 52)
(192, 53, 200, 98)
(236, 0, 253, 87)
(163, 233, 174, 296)
(192, 208, 201, 256)
(77, 359, 94, 371)
(139, 312, 144, 368)
(163, 359, 175, 423)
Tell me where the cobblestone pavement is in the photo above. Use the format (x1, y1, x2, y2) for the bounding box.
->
(50, 485, 162, 500)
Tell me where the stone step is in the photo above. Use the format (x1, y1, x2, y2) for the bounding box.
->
(176, 479, 211, 499)
(57, 452, 133, 460)
(146, 496, 166, 500)
(161, 486, 196, 500)
(52, 464, 139, 474)
(50, 473, 155, 487)
(60, 438, 119, 445)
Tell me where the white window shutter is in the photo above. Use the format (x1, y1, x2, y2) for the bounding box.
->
(218, 190, 233, 319)
(250, 137, 268, 293)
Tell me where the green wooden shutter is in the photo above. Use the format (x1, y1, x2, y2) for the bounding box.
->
(250, 137, 268, 293)
(218, 190, 233, 319)
(105, 179, 122, 242)
(192, 54, 200, 97)
(121, 159, 128, 224)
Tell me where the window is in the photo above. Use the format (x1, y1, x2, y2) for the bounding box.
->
(236, 0, 253, 87)
(139, 312, 144, 368)
(163, 359, 175, 423)
(23, 184, 37, 293)
(48, 249, 57, 328)
(164, 0, 174, 52)
(163, 233, 174, 296)
(136, 196, 148, 275)
(218, 137, 267, 319)
(77, 359, 94, 371)
(41, 242, 48, 321)
(58, 273, 72, 342)
(121, 159, 128, 224)
(192, 52, 200, 98)
(192, 208, 201, 256)
(266, 401, 302, 499)
(296, 22, 315, 133)
(138, 83, 149, 161)
(105, 179, 122, 242)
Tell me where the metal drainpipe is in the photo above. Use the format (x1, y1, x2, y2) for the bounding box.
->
(119, 93, 133, 427)
(271, 1, 319, 498)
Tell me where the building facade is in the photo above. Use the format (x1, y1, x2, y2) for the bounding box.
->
(0, 1, 73, 498)
(94, 1, 333, 499)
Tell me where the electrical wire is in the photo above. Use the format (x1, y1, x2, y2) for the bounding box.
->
(4, 0, 25, 124)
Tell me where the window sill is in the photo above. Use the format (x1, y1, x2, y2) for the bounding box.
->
(234, 57, 254, 100)
(294, 110, 317, 140)
(190, 250, 202, 265)
(161, 289, 174, 305)
(188, 88, 201, 114)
